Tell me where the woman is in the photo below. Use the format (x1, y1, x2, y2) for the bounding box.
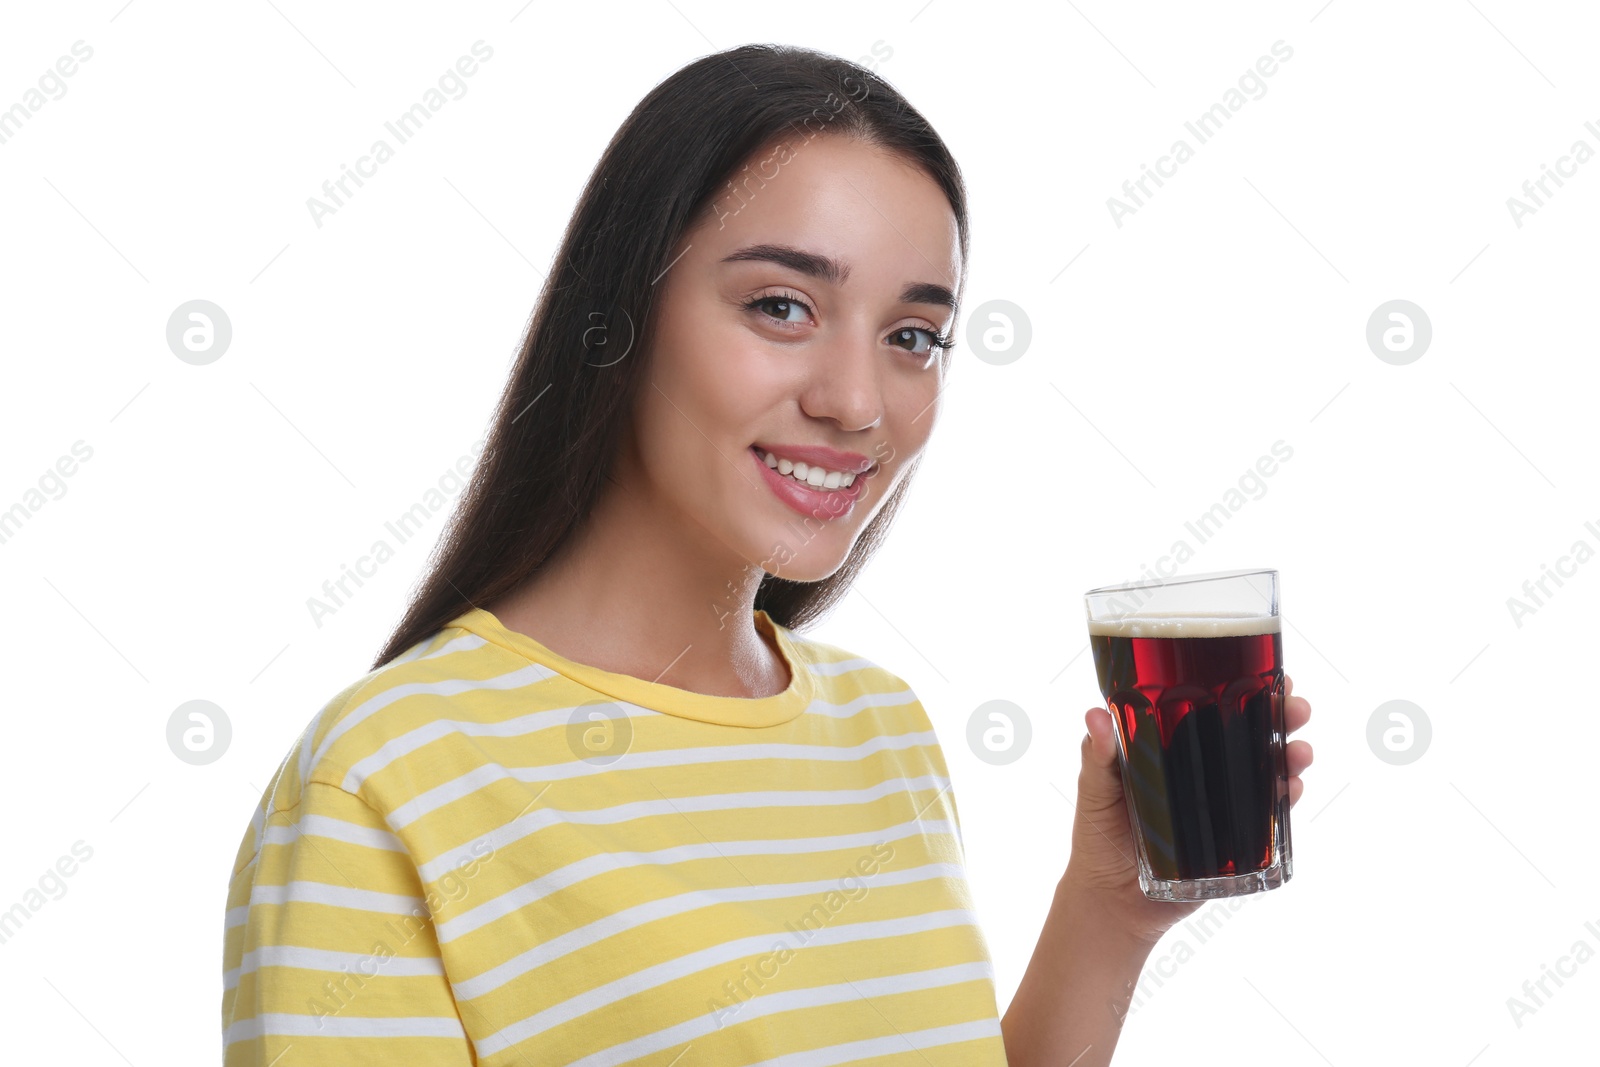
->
(222, 43, 1313, 1066)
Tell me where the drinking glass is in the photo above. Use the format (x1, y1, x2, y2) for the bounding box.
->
(1084, 568, 1292, 901)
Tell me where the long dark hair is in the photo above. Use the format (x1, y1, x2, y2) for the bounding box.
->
(372, 42, 970, 671)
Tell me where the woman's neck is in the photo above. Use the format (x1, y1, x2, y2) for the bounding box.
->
(480, 479, 789, 699)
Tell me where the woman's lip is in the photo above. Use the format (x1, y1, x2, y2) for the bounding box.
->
(750, 446, 870, 519)
(750, 442, 875, 475)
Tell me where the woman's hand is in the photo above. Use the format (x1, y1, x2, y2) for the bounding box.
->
(1059, 675, 1313, 948)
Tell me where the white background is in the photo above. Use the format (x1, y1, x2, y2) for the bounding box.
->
(1, 1, 1595, 1064)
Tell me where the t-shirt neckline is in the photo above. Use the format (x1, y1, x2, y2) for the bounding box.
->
(445, 606, 816, 728)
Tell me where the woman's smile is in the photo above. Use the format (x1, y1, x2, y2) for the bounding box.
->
(749, 443, 876, 518)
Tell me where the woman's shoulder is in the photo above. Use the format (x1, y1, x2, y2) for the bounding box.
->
(229, 621, 566, 879)
(259, 622, 553, 810)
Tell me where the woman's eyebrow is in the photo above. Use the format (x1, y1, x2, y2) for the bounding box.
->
(720, 243, 956, 309)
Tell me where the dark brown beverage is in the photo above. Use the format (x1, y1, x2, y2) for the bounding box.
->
(1088, 613, 1291, 887)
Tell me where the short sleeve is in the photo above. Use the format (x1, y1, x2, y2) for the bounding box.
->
(221, 780, 473, 1066)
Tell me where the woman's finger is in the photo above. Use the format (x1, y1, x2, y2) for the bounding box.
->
(1286, 694, 1311, 734)
(1288, 775, 1303, 807)
(1287, 739, 1313, 777)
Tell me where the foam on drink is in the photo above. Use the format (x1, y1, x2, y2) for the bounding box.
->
(1087, 610, 1280, 639)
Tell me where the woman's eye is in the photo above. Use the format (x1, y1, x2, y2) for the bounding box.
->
(745, 295, 948, 366)
(890, 326, 940, 354)
(749, 295, 811, 324)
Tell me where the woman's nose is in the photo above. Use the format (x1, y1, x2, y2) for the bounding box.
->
(798, 336, 883, 432)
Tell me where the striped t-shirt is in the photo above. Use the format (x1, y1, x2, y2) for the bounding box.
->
(222, 605, 1009, 1065)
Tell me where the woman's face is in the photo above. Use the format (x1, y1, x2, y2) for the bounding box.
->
(621, 133, 962, 584)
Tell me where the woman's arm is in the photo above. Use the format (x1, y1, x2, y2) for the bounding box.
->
(997, 713, 1168, 1066)
(223, 779, 475, 1066)
(1000, 684, 1313, 1066)
(999, 877, 1153, 1067)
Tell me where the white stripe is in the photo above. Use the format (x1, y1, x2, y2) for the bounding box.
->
(388, 637, 436, 666)
(475, 907, 981, 1056)
(225, 944, 445, 991)
(416, 774, 949, 883)
(225, 906, 248, 929)
(798, 686, 920, 718)
(389, 763, 510, 831)
(450, 860, 968, 1001)
(295, 715, 325, 804)
(390, 729, 941, 830)
(225, 1012, 466, 1044)
(300, 639, 544, 790)
(806, 656, 883, 677)
(348, 687, 920, 797)
(437, 818, 954, 942)
(760, 1018, 1003, 1067)
(261, 813, 405, 853)
(313, 664, 556, 768)
(248, 747, 295, 856)
(246, 797, 269, 860)
(393, 630, 486, 666)
(564, 962, 995, 1067)
(341, 702, 656, 794)
(248, 881, 425, 916)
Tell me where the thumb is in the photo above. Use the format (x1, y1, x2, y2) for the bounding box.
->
(1077, 707, 1125, 813)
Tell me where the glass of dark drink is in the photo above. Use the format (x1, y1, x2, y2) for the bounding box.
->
(1085, 568, 1292, 902)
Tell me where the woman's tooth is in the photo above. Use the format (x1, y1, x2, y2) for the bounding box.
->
(761, 452, 854, 491)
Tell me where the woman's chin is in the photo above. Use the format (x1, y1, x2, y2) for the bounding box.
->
(752, 542, 852, 584)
